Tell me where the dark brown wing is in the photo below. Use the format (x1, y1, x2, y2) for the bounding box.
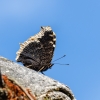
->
(16, 26, 56, 72)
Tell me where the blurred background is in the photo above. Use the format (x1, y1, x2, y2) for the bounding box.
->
(0, 0, 100, 99)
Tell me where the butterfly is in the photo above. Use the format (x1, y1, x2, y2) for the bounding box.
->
(16, 26, 56, 73)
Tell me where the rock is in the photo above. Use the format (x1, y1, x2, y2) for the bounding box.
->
(0, 56, 76, 100)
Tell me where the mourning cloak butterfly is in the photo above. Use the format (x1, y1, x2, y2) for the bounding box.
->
(16, 26, 56, 72)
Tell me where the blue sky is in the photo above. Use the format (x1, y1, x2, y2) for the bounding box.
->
(0, 0, 100, 99)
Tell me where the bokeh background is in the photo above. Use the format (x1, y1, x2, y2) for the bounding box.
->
(0, 0, 100, 100)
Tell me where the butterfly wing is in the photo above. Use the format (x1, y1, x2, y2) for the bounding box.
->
(16, 26, 56, 72)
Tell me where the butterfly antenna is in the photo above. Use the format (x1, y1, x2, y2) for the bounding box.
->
(53, 63, 69, 65)
(53, 55, 69, 65)
(53, 55, 66, 62)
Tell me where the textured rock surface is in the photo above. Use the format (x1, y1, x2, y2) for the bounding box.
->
(0, 56, 76, 100)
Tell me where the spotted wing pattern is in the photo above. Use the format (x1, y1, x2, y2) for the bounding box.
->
(16, 26, 56, 72)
